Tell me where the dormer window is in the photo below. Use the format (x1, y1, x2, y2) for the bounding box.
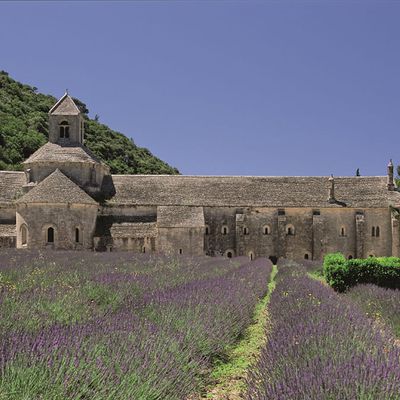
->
(59, 121, 70, 139)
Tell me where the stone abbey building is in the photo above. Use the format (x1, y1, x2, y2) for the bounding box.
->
(0, 93, 399, 261)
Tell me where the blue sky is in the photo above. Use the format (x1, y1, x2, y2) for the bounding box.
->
(0, 1, 399, 176)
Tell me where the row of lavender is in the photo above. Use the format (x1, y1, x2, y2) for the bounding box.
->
(0, 250, 272, 399)
(246, 259, 400, 400)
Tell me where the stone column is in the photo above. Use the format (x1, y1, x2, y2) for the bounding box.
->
(312, 214, 324, 260)
(277, 214, 287, 259)
(391, 217, 400, 257)
(355, 213, 365, 258)
(235, 213, 244, 256)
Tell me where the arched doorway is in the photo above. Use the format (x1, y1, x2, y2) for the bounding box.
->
(269, 255, 278, 265)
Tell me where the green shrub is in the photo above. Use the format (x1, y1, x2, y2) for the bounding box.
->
(323, 253, 400, 292)
(323, 253, 348, 292)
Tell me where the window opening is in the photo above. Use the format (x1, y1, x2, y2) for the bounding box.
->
(47, 227, 54, 243)
(21, 225, 28, 246)
(286, 225, 295, 235)
(59, 121, 69, 139)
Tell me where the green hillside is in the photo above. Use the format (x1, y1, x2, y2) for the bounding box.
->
(0, 71, 179, 174)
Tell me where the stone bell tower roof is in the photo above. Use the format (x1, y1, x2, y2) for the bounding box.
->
(23, 142, 103, 165)
(49, 92, 81, 115)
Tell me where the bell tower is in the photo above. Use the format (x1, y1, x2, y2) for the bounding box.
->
(48, 92, 85, 145)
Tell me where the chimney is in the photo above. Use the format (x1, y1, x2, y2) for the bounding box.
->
(328, 174, 336, 203)
(387, 159, 395, 191)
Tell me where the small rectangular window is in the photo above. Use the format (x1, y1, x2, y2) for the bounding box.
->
(278, 209, 285, 216)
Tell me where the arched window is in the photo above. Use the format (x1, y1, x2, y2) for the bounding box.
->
(286, 224, 295, 236)
(263, 225, 271, 235)
(179, 249, 183, 254)
(142, 246, 146, 253)
(243, 226, 249, 235)
(59, 121, 70, 139)
(376, 226, 380, 237)
(205, 225, 210, 235)
(75, 228, 80, 243)
(21, 224, 28, 246)
(225, 249, 235, 258)
(248, 251, 254, 261)
(47, 227, 54, 243)
(340, 227, 346, 237)
(221, 225, 229, 235)
(304, 253, 309, 260)
(372, 226, 375, 237)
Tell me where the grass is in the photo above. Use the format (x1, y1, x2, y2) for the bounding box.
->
(203, 264, 278, 399)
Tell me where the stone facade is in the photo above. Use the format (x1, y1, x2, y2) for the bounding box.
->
(0, 93, 400, 260)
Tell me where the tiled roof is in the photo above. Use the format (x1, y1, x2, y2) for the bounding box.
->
(0, 171, 25, 203)
(108, 175, 400, 208)
(157, 206, 205, 227)
(49, 93, 80, 115)
(0, 224, 16, 237)
(16, 169, 97, 205)
(23, 142, 102, 164)
(110, 222, 157, 238)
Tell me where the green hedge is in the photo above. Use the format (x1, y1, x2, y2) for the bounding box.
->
(323, 253, 400, 292)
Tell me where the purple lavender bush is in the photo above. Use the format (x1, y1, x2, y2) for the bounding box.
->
(246, 259, 400, 400)
(0, 250, 272, 399)
(344, 283, 400, 338)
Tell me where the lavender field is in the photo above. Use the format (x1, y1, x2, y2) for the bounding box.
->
(0, 250, 272, 399)
(344, 284, 400, 338)
(246, 259, 400, 400)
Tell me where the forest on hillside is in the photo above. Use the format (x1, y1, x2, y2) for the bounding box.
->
(0, 71, 179, 175)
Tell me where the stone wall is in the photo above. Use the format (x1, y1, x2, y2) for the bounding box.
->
(203, 206, 393, 260)
(0, 236, 15, 248)
(16, 203, 97, 250)
(157, 227, 204, 256)
(0, 205, 16, 223)
(49, 114, 84, 144)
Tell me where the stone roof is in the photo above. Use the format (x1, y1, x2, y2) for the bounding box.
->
(16, 169, 98, 205)
(0, 171, 25, 203)
(108, 175, 400, 208)
(0, 224, 16, 237)
(157, 206, 205, 227)
(23, 142, 102, 165)
(49, 93, 80, 115)
(110, 222, 157, 238)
